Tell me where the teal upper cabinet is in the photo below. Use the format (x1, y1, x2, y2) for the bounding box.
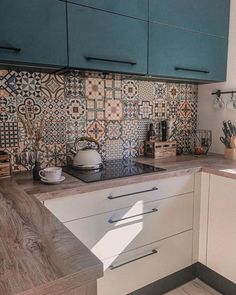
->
(149, 0, 230, 37)
(149, 23, 228, 82)
(68, 0, 148, 20)
(0, 0, 67, 68)
(67, 4, 148, 74)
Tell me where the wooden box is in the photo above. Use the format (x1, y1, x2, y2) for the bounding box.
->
(0, 151, 11, 177)
(145, 141, 177, 159)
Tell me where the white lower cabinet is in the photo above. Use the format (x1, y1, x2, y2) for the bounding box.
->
(207, 175, 236, 283)
(98, 230, 193, 295)
(65, 193, 193, 260)
(44, 175, 195, 294)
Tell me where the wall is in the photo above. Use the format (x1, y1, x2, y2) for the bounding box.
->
(0, 70, 198, 171)
(198, 0, 235, 154)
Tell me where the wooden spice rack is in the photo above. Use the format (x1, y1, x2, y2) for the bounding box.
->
(0, 152, 11, 178)
(144, 141, 177, 159)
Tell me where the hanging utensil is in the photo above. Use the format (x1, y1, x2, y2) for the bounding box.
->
(223, 120, 232, 137)
(227, 120, 235, 136)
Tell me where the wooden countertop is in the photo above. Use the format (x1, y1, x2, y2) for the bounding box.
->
(1, 154, 236, 294)
(0, 178, 103, 295)
(14, 154, 236, 202)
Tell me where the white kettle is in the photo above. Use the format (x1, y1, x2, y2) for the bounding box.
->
(71, 137, 102, 169)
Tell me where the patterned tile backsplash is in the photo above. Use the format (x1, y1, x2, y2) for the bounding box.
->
(0, 70, 198, 171)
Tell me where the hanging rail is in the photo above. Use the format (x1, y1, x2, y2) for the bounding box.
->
(212, 90, 236, 97)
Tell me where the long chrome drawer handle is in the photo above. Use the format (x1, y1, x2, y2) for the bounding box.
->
(108, 187, 158, 200)
(108, 208, 158, 224)
(109, 249, 158, 270)
(85, 56, 137, 65)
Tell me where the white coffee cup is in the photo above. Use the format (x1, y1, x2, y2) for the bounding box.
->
(39, 167, 62, 182)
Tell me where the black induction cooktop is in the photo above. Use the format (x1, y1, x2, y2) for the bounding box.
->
(63, 159, 166, 183)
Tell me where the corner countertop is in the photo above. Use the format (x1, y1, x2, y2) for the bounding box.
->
(0, 178, 103, 295)
(1, 153, 236, 295)
(13, 154, 236, 202)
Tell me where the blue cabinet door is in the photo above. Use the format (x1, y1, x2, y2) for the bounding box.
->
(149, 23, 228, 82)
(149, 0, 230, 37)
(0, 0, 67, 67)
(68, 0, 148, 20)
(68, 5, 148, 75)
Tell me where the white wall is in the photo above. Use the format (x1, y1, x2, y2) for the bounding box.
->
(198, 0, 236, 154)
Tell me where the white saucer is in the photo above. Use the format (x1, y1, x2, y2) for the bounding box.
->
(40, 176, 65, 185)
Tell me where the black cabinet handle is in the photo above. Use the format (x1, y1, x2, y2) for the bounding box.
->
(108, 208, 158, 224)
(0, 46, 21, 52)
(85, 56, 136, 65)
(175, 66, 209, 74)
(109, 249, 158, 270)
(108, 187, 158, 200)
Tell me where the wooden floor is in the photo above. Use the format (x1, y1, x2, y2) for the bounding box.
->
(165, 279, 222, 295)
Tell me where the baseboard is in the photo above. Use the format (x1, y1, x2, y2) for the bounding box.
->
(195, 262, 236, 295)
(129, 264, 197, 295)
(129, 263, 236, 295)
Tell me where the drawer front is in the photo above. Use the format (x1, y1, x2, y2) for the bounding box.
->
(149, 0, 230, 38)
(67, 4, 148, 74)
(65, 193, 193, 260)
(0, 0, 67, 67)
(45, 174, 194, 222)
(69, 0, 148, 20)
(149, 23, 228, 82)
(98, 230, 193, 295)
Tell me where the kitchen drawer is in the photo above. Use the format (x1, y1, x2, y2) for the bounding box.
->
(98, 230, 193, 295)
(65, 193, 193, 260)
(45, 174, 194, 222)
(68, 0, 148, 20)
(67, 4, 148, 74)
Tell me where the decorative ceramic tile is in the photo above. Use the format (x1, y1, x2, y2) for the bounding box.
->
(167, 100, 178, 120)
(42, 96, 66, 122)
(65, 74, 84, 98)
(0, 122, 18, 147)
(3, 147, 21, 171)
(87, 99, 104, 120)
(86, 77, 104, 100)
(87, 120, 106, 141)
(138, 120, 150, 141)
(123, 139, 138, 158)
(122, 80, 139, 100)
(105, 139, 124, 160)
(153, 100, 167, 120)
(16, 71, 41, 98)
(44, 121, 66, 144)
(0, 70, 16, 97)
(66, 120, 86, 143)
(123, 101, 138, 120)
(66, 97, 86, 121)
(154, 82, 167, 100)
(167, 83, 180, 100)
(44, 144, 67, 167)
(186, 84, 198, 101)
(105, 99, 123, 121)
(138, 101, 153, 119)
(122, 120, 139, 141)
(105, 77, 122, 99)
(139, 80, 154, 100)
(98, 138, 107, 161)
(0, 97, 16, 122)
(106, 121, 122, 140)
(179, 100, 192, 119)
(41, 73, 64, 99)
(17, 97, 42, 120)
(179, 83, 188, 100)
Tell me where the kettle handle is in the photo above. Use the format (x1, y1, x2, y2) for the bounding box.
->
(74, 137, 100, 150)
